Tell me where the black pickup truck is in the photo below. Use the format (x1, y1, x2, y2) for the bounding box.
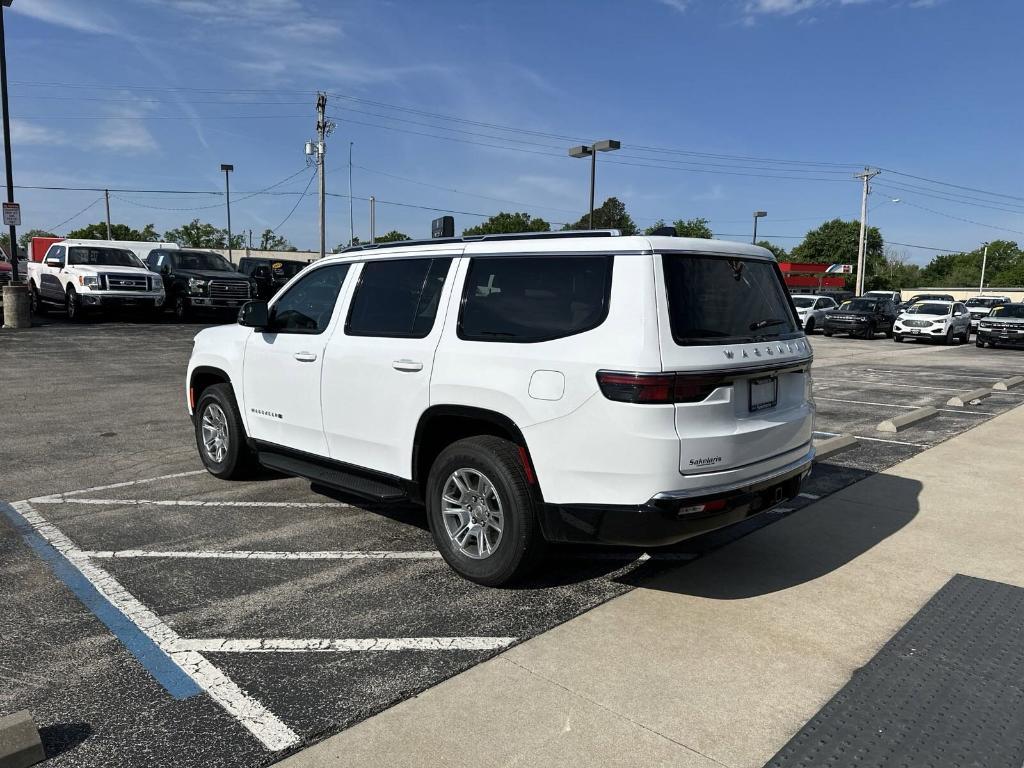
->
(236, 256, 309, 300)
(146, 249, 256, 322)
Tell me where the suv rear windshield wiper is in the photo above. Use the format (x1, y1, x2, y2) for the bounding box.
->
(749, 318, 789, 331)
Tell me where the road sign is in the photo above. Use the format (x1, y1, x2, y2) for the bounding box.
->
(2, 202, 21, 227)
(826, 263, 853, 274)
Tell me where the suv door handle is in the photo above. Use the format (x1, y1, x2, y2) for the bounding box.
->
(293, 351, 318, 362)
(392, 359, 423, 372)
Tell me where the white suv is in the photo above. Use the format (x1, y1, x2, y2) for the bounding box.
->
(186, 231, 815, 585)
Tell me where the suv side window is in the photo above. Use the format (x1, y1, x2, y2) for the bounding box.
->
(459, 255, 613, 343)
(147, 251, 166, 270)
(270, 263, 350, 334)
(345, 258, 452, 338)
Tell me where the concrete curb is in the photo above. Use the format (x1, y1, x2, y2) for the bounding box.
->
(877, 406, 938, 433)
(0, 710, 44, 768)
(813, 434, 858, 460)
(946, 388, 992, 407)
(993, 375, 1024, 391)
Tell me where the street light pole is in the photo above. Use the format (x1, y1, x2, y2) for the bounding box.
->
(569, 140, 621, 229)
(752, 210, 767, 244)
(220, 164, 233, 261)
(0, 1, 18, 281)
(980, 242, 989, 294)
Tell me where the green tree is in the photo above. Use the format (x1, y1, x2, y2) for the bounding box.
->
(790, 218, 884, 290)
(164, 219, 244, 249)
(644, 218, 713, 238)
(917, 240, 1023, 288)
(564, 197, 637, 235)
(756, 240, 789, 260)
(258, 229, 297, 251)
(463, 212, 550, 236)
(66, 221, 161, 241)
(18, 229, 57, 250)
(375, 230, 411, 243)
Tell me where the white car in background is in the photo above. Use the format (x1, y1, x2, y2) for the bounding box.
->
(790, 294, 838, 334)
(964, 295, 1012, 333)
(893, 300, 971, 345)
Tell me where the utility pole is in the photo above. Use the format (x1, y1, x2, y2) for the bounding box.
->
(104, 189, 112, 239)
(314, 92, 334, 259)
(220, 163, 234, 261)
(348, 141, 354, 247)
(855, 167, 880, 296)
(980, 242, 989, 294)
(0, 1, 18, 281)
(369, 195, 375, 243)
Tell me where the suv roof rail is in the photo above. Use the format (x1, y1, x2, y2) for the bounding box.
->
(338, 229, 622, 254)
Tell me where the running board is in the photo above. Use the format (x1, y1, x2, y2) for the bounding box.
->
(257, 450, 408, 502)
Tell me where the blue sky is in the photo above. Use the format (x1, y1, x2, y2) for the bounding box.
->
(5, 0, 1022, 261)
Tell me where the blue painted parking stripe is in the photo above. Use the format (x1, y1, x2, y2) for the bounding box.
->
(0, 501, 201, 700)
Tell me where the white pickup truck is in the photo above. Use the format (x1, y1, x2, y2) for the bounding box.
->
(27, 240, 167, 320)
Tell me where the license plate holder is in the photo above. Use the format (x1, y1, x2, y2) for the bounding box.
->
(749, 376, 778, 412)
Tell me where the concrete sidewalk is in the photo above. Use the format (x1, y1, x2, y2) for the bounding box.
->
(280, 405, 1024, 768)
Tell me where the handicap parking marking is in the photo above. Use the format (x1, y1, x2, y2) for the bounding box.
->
(3, 499, 302, 751)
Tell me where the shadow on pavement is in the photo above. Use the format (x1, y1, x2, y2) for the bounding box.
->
(623, 473, 922, 599)
(40, 722, 93, 759)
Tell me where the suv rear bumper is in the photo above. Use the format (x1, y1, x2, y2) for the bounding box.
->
(538, 450, 813, 546)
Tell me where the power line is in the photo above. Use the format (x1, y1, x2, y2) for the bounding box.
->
(893, 199, 1024, 237)
(876, 167, 1024, 205)
(47, 197, 103, 231)
(273, 169, 317, 232)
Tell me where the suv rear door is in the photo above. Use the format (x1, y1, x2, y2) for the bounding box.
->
(321, 253, 459, 477)
(656, 251, 813, 475)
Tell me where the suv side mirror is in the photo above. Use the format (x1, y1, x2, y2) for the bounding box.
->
(44, 256, 63, 268)
(239, 300, 270, 329)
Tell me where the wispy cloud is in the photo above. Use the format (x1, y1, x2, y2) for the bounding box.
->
(12, 119, 68, 146)
(656, 0, 690, 13)
(10, 0, 118, 35)
(90, 98, 159, 155)
(742, 0, 943, 20)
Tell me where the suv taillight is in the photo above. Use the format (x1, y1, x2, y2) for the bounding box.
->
(596, 371, 727, 404)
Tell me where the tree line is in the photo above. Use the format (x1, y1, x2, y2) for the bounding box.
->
(7, 204, 1020, 289)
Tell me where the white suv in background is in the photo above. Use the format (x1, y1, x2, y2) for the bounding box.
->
(790, 294, 838, 333)
(186, 231, 815, 585)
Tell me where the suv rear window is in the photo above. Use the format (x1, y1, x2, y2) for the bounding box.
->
(662, 254, 799, 345)
(459, 255, 613, 343)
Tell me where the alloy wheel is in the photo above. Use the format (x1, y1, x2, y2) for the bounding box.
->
(441, 468, 504, 560)
(201, 403, 229, 463)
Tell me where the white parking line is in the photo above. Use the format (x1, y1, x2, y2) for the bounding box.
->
(815, 396, 991, 416)
(30, 497, 352, 508)
(175, 637, 516, 653)
(61, 470, 207, 498)
(10, 501, 300, 751)
(817, 376, 1024, 396)
(799, 493, 821, 500)
(84, 549, 442, 560)
(813, 429, 926, 448)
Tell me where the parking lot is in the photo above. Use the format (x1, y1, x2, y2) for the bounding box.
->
(2, 316, 1023, 768)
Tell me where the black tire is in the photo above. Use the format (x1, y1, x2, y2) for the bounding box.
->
(885, 325, 894, 339)
(65, 287, 84, 322)
(822, 330, 833, 337)
(29, 283, 46, 315)
(944, 328, 954, 345)
(193, 383, 258, 480)
(425, 435, 545, 587)
(863, 323, 876, 340)
(174, 294, 190, 322)
(976, 339, 985, 348)
(804, 317, 815, 334)
(894, 334, 903, 343)
(961, 326, 970, 344)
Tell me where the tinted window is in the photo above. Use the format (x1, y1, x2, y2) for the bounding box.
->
(172, 251, 235, 272)
(346, 258, 452, 338)
(662, 254, 799, 345)
(991, 305, 1024, 319)
(459, 256, 612, 343)
(68, 247, 143, 268)
(270, 263, 350, 334)
(45, 245, 65, 266)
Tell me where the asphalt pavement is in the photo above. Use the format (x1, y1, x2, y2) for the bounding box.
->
(1, 315, 1022, 767)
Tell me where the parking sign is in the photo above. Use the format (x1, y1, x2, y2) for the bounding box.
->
(2, 202, 20, 227)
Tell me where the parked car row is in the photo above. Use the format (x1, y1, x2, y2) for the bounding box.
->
(788, 288, 1021, 349)
(24, 237, 310, 323)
